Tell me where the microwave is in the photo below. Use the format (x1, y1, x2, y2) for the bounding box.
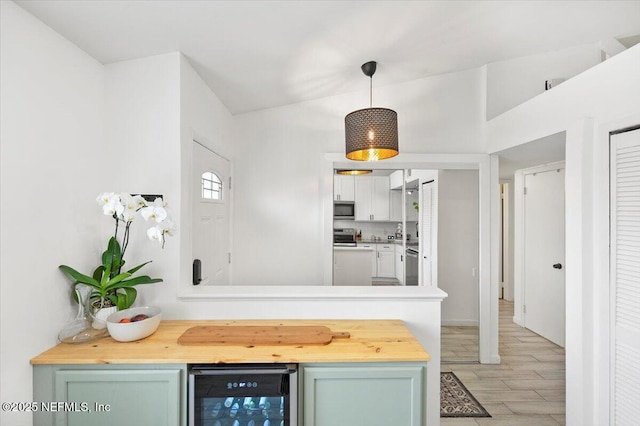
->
(334, 201, 355, 220)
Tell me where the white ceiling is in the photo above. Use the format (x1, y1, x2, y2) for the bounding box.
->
(497, 132, 567, 179)
(15, 1, 640, 115)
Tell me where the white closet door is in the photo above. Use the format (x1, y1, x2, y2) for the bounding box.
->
(610, 127, 640, 426)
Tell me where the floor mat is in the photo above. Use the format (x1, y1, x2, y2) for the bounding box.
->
(441, 371, 491, 418)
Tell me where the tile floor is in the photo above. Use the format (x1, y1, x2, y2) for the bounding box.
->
(441, 325, 479, 363)
(441, 300, 566, 426)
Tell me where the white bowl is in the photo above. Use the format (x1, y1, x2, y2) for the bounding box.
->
(106, 306, 162, 342)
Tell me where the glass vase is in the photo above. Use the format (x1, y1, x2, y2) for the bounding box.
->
(58, 285, 109, 344)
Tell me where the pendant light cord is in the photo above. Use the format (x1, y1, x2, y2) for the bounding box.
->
(369, 76, 373, 107)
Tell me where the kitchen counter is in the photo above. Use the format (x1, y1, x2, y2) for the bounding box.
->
(358, 239, 418, 246)
(30, 319, 430, 365)
(333, 245, 373, 251)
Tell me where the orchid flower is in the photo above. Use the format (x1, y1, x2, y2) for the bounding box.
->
(99, 192, 175, 252)
(160, 218, 177, 237)
(147, 226, 164, 244)
(103, 199, 124, 217)
(120, 194, 146, 222)
(140, 204, 168, 223)
(96, 192, 118, 206)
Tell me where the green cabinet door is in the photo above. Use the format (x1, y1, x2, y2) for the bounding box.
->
(33, 365, 185, 426)
(301, 363, 427, 426)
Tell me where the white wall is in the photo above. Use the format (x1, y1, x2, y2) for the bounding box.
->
(487, 44, 640, 426)
(437, 170, 480, 325)
(232, 67, 486, 286)
(103, 53, 182, 308)
(486, 43, 601, 120)
(0, 2, 107, 425)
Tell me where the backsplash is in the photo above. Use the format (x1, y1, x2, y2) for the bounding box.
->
(334, 220, 418, 241)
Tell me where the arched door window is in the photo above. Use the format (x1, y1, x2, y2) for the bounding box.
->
(201, 171, 222, 200)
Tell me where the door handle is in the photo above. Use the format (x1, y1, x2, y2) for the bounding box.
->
(553, 263, 563, 269)
(193, 259, 202, 285)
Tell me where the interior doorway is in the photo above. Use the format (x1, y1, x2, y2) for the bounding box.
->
(437, 170, 480, 363)
(499, 182, 513, 301)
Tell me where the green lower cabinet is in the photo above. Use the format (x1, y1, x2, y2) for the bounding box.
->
(33, 364, 186, 426)
(300, 363, 427, 426)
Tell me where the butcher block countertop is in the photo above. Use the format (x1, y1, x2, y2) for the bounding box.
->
(31, 319, 430, 365)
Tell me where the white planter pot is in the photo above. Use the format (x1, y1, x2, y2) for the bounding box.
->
(92, 306, 118, 330)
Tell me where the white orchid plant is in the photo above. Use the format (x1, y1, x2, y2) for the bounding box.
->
(59, 193, 176, 310)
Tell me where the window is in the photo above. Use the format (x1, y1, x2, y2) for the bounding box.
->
(201, 172, 222, 200)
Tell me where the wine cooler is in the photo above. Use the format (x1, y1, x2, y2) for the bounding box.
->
(188, 364, 297, 426)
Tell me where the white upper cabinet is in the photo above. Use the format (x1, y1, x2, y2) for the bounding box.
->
(333, 175, 355, 201)
(355, 176, 390, 221)
(371, 177, 391, 220)
(389, 170, 404, 190)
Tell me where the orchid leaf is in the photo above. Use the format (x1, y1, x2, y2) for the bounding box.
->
(59, 265, 100, 286)
(92, 265, 105, 282)
(115, 276, 163, 287)
(104, 272, 133, 290)
(116, 288, 137, 310)
(126, 261, 152, 275)
(101, 237, 122, 277)
(101, 262, 112, 286)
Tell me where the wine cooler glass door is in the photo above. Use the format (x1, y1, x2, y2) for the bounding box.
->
(189, 365, 297, 426)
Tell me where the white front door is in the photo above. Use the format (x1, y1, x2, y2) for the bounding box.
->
(523, 166, 565, 346)
(192, 141, 230, 286)
(421, 180, 437, 286)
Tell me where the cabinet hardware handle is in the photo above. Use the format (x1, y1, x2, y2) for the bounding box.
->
(553, 263, 563, 269)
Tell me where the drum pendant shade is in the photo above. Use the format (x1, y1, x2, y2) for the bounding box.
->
(345, 61, 398, 161)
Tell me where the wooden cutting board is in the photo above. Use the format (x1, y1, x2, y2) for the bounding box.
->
(177, 325, 350, 346)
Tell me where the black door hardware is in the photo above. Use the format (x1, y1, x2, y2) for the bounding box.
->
(193, 259, 202, 285)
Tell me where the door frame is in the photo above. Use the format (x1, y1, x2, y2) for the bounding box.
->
(326, 153, 499, 364)
(513, 161, 565, 328)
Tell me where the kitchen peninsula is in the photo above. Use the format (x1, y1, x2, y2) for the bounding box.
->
(32, 319, 431, 426)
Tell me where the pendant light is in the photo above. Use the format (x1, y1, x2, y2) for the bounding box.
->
(345, 61, 398, 161)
